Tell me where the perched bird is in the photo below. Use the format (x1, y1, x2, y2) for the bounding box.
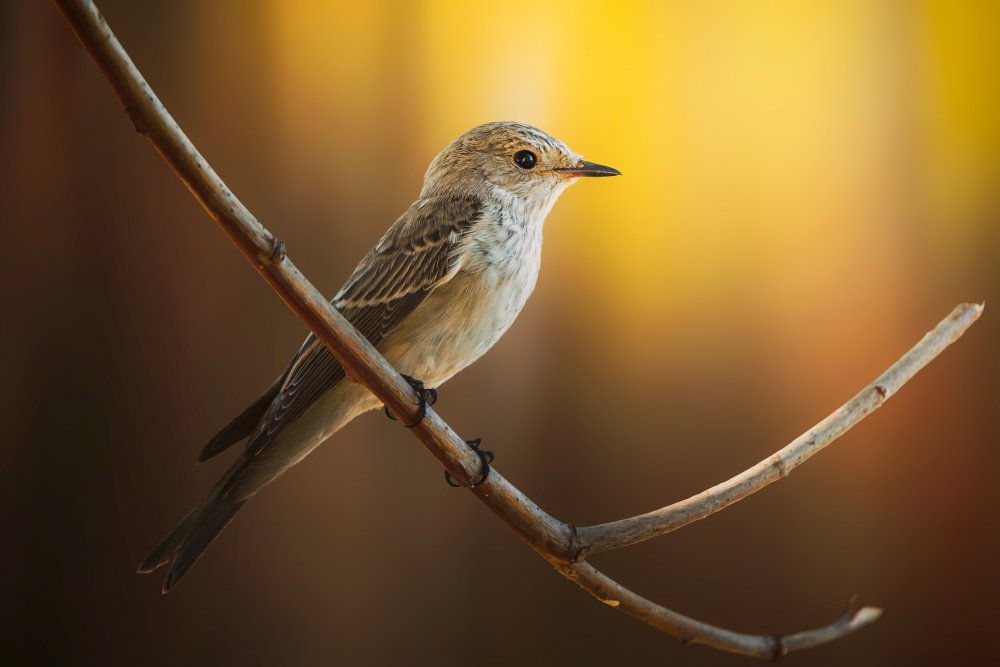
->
(139, 121, 619, 591)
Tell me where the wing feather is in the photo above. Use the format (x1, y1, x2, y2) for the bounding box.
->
(235, 196, 483, 464)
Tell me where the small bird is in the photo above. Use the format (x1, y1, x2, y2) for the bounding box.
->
(139, 121, 619, 591)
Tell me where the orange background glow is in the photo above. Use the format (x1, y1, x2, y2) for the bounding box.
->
(4, 1, 998, 665)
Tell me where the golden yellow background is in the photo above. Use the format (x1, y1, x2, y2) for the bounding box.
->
(4, 1, 998, 665)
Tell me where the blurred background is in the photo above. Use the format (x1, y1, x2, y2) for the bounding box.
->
(3, 1, 998, 665)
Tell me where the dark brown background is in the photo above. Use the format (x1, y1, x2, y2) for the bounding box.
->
(4, 1, 998, 665)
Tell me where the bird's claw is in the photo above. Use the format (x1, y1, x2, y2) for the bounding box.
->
(384, 375, 437, 428)
(445, 438, 494, 488)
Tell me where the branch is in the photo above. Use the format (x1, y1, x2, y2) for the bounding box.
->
(54, 0, 982, 659)
(561, 563, 883, 659)
(576, 301, 983, 556)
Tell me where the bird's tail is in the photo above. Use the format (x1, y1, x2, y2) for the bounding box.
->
(138, 486, 246, 593)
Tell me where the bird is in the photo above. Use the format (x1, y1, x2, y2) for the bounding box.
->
(138, 121, 620, 592)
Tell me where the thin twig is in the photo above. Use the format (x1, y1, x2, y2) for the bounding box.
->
(561, 562, 883, 659)
(53, 0, 982, 659)
(576, 302, 983, 556)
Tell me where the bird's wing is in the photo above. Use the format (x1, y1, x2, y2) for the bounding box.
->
(234, 195, 484, 464)
(146, 196, 485, 586)
(197, 375, 283, 462)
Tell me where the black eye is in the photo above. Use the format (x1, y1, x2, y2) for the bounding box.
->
(513, 150, 537, 170)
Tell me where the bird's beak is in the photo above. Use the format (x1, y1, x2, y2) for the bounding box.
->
(554, 160, 621, 178)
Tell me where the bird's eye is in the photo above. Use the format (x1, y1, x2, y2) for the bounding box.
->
(513, 150, 537, 170)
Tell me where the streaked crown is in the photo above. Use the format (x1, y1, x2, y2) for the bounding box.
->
(421, 122, 618, 200)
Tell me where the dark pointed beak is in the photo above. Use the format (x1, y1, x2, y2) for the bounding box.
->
(555, 160, 621, 178)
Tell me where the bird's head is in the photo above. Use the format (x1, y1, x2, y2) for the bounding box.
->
(421, 121, 619, 202)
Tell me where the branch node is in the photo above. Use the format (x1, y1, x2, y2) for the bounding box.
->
(874, 384, 887, 400)
(124, 102, 151, 136)
(566, 523, 588, 563)
(262, 235, 287, 267)
(772, 454, 790, 479)
(769, 635, 788, 661)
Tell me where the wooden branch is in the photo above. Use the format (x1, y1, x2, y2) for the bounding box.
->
(576, 301, 983, 556)
(561, 563, 883, 659)
(54, 0, 982, 659)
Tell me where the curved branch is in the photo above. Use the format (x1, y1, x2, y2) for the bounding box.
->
(576, 302, 983, 556)
(562, 562, 882, 659)
(54, 0, 982, 659)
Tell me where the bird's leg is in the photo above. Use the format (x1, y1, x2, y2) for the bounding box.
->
(445, 438, 495, 488)
(383, 375, 437, 428)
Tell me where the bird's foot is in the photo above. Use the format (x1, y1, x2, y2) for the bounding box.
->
(384, 375, 437, 428)
(445, 438, 494, 488)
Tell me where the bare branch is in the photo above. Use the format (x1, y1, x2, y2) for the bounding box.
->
(54, 0, 982, 658)
(561, 562, 883, 659)
(576, 302, 983, 556)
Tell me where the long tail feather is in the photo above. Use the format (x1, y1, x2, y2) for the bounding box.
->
(137, 505, 201, 574)
(138, 487, 247, 593)
(162, 497, 245, 592)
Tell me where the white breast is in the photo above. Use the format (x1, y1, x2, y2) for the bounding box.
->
(378, 204, 545, 389)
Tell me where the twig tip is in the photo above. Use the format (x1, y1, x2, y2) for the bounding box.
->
(850, 605, 883, 627)
(959, 302, 984, 318)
